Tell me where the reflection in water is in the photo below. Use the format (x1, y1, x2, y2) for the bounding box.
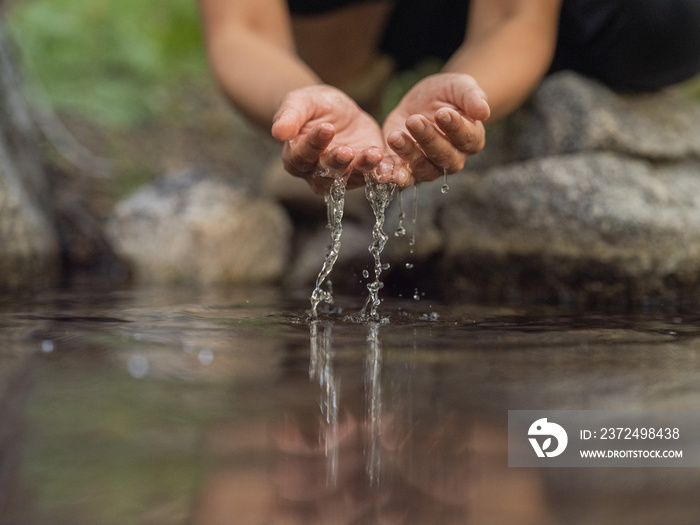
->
(309, 320, 339, 488)
(309, 319, 385, 488)
(280, 315, 552, 524)
(4, 289, 700, 523)
(364, 322, 382, 486)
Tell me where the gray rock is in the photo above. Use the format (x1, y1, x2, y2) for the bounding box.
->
(0, 160, 61, 289)
(106, 172, 292, 285)
(440, 152, 700, 302)
(507, 71, 700, 162)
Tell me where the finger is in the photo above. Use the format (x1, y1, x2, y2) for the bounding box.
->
(344, 147, 384, 190)
(271, 90, 315, 141)
(406, 115, 465, 174)
(351, 146, 383, 173)
(287, 123, 335, 173)
(386, 130, 434, 184)
(458, 86, 491, 122)
(346, 147, 384, 190)
(435, 107, 486, 155)
(271, 108, 302, 141)
(366, 155, 399, 185)
(319, 145, 354, 172)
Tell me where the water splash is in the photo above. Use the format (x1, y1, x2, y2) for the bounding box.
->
(310, 176, 346, 318)
(360, 172, 396, 321)
(309, 320, 339, 487)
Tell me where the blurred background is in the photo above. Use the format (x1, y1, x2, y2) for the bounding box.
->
(3, 0, 279, 213)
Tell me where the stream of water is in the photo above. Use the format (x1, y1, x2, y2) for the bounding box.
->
(310, 175, 346, 318)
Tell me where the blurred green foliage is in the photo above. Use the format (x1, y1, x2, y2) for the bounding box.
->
(6, 0, 208, 128)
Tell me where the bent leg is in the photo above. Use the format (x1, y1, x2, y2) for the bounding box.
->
(552, 0, 700, 91)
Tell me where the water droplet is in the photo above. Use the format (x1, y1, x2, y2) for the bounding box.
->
(41, 340, 54, 353)
(441, 167, 449, 194)
(362, 269, 369, 279)
(127, 354, 149, 379)
(382, 263, 390, 270)
(198, 348, 214, 366)
(413, 289, 421, 301)
(405, 263, 414, 269)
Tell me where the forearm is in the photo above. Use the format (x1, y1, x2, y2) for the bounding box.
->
(445, 1, 561, 122)
(207, 31, 321, 128)
(198, 0, 322, 129)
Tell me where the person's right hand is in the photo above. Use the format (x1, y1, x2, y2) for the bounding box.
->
(271, 85, 392, 194)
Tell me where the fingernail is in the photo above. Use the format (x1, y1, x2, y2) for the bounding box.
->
(409, 118, 426, 133)
(393, 134, 406, 149)
(318, 127, 333, 140)
(480, 97, 491, 117)
(436, 109, 452, 126)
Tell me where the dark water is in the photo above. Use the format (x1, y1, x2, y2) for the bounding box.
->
(1, 286, 700, 524)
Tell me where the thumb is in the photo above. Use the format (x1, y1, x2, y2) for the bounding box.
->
(452, 75, 490, 122)
(271, 88, 318, 141)
(271, 107, 302, 142)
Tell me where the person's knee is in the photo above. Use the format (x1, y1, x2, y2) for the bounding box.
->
(668, 0, 700, 81)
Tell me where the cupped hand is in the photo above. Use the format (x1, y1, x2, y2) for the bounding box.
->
(271, 85, 391, 194)
(382, 73, 491, 186)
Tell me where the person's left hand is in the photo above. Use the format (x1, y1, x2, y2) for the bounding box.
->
(381, 73, 491, 186)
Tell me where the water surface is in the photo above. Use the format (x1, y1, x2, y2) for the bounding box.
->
(1, 286, 700, 524)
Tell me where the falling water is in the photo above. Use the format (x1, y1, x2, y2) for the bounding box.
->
(409, 184, 418, 249)
(441, 166, 450, 194)
(360, 172, 396, 321)
(394, 190, 406, 238)
(310, 176, 346, 318)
